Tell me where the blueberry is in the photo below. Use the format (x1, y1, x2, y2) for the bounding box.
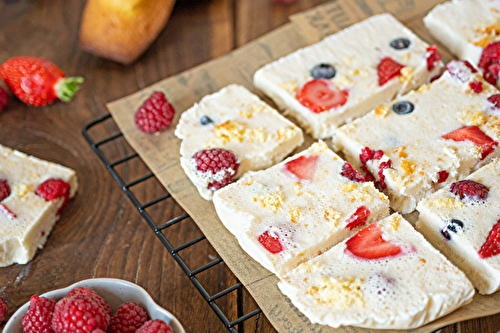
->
(200, 115, 213, 125)
(311, 63, 336, 79)
(390, 37, 411, 50)
(392, 101, 414, 115)
(441, 219, 464, 240)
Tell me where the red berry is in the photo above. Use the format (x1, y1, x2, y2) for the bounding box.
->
(0, 296, 8, 323)
(0, 179, 11, 201)
(0, 203, 17, 219)
(0, 86, 8, 111)
(377, 57, 404, 86)
(345, 206, 371, 230)
(283, 155, 319, 181)
(51, 294, 110, 333)
(359, 147, 383, 164)
(345, 222, 402, 260)
(91, 330, 105, 333)
(488, 94, 500, 109)
(0, 57, 83, 107)
(426, 45, 442, 71)
(192, 148, 239, 190)
(35, 179, 71, 214)
(296, 79, 348, 113)
(484, 63, 500, 86)
(436, 170, 449, 184)
(341, 162, 365, 182)
(134, 92, 175, 134)
(378, 160, 392, 189)
(446, 60, 477, 82)
(442, 126, 498, 160)
(66, 287, 112, 318)
(478, 219, 500, 259)
(258, 230, 284, 254)
(22, 295, 56, 333)
(479, 41, 500, 73)
(450, 179, 489, 201)
(108, 302, 149, 333)
(469, 81, 483, 93)
(360, 165, 376, 182)
(136, 319, 173, 333)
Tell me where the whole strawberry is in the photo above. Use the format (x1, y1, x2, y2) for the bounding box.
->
(0, 57, 83, 106)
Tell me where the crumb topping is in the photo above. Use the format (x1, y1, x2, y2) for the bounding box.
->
(324, 207, 341, 226)
(428, 197, 464, 210)
(289, 206, 301, 224)
(258, 189, 285, 213)
(211, 120, 268, 145)
(400, 159, 417, 175)
(374, 105, 389, 118)
(306, 276, 365, 309)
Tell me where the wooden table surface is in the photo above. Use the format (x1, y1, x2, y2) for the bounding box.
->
(1, 0, 500, 332)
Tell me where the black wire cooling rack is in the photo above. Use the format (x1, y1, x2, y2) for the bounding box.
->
(82, 114, 262, 333)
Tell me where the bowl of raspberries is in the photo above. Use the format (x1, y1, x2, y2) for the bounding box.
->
(3, 278, 185, 333)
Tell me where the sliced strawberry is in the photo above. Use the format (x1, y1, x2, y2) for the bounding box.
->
(296, 79, 348, 113)
(426, 45, 442, 71)
(478, 219, 500, 259)
(283, 155, 318, 181)
(442, 126, 498, 159)
(258, 231, 284, 254)
(377, 57, 405, 86)
(345, 206, 371, 230)
(345, 222, 402, 260)
(0, 203, 16, 219)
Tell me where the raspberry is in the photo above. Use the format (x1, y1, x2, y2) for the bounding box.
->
(446, 60, 476, 82)
(359, 147, 383, 164)
(51, 294, 110, 333)
(360, 165, 376, 182)
(66, 287, 113, 318)
(0, 179, 11, 201)
(426, 45, 442, 71)
(479, 41, 500, 73)
(22, 295, 56, 333)
(488, 94, 500, 109)
(436, 170, 449, 184)
(134, 92, 175, 134)
(485, 63, 500, 86)
(0, 86, 8, 112)
(35, 179, 71, 215)
(108, 302, 149, 333)
(0, 296, 8, 323)
(378, 160, 392, 189)
(469, 81, 483, 93)
(450, 179, 489, 201)
(192, 148, 239, 190)
(91, 330, 105, 333)
(340, 162, 365, 182)
(136, 319, 173, 333)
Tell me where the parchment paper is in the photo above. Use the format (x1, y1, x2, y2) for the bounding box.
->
(107, 1, 500, 332)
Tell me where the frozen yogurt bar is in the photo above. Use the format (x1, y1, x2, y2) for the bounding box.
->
(0, 145, 77, 266)
(424, 0, 500, 65)
(175, 84, 303, 200)
(254, 13, 443, 139)
(278, 214, 474, 329)
(417, 159, 500, 294)
(213, 141, 390, 277)
(334, 62, 500, 214)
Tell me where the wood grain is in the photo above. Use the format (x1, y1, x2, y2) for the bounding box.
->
(0, 0, 499, 333)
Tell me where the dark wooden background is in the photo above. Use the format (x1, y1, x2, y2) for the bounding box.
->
(1, 0, 500, 332)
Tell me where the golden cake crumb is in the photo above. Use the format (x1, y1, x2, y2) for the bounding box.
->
(289, 207, 301, 224)
(324, 207, 341, 226)
(474, 35, 490, 48)
(401, 159, 417, 175)
(393, 146, 408, 158)
(259, 190, 285, 213)
(429, 197, 464, 210)
(417, 84, 429, 93)
(307, 276, 365, 309)
(399, 67, 414, 84)
(309, 141, 328, 155)
(374, 105, 389, 118)
(14, 184, 30, 197)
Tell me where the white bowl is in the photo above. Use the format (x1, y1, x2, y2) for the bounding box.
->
(4, 278, 185, 333)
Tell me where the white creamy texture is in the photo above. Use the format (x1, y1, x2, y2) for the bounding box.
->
(417, 159, 500, 294)
(424, 0, 500, 65)
(254, 13, 442, 139)
(0, 145, 77, 267)
(278, 214, 474, 329)
(175, 84, 303, 200)
(213, 141, 390, 277)
(334, 70, 500, 214)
